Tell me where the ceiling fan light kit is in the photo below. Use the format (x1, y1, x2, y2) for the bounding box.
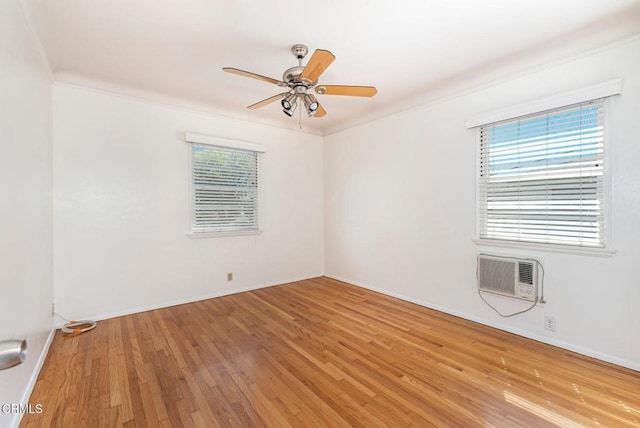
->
(223, 44, 377, 120)
(303, 93, 319, 114)
(282, 92, 296, 110)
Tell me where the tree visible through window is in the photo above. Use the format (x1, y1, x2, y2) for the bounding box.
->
(191, 144, 259, 234)
(479, 99, 606, 248)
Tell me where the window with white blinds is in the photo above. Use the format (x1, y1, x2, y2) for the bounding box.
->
(191, 144, 259, 234)
(479, 99, 606, 248)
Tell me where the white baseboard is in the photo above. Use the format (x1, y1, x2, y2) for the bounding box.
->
(10, 327, 56, 428)
(325, 274, 640, 372)
(55, 274, 325, 328)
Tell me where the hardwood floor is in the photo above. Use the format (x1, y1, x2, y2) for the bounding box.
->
(22, 277, 640, 427)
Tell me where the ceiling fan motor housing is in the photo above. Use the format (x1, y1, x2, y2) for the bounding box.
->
(283, 44, 316, 86)
(283, 66, 316, 87)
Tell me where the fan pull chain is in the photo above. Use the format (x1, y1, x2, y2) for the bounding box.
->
(299, 102, 302, 129)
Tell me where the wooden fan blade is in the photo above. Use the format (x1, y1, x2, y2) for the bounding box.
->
(223, 67, 287, 87)
(315, 85, 377, 97)
(300, 49, 335, 83)
(247, 93, 287, 110)
(313, 103, 327, 118)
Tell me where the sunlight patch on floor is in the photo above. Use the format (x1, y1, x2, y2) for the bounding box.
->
(503, 390, 585, 428)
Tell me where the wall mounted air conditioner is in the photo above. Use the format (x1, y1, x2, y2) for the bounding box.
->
(477, 255, 537, 302)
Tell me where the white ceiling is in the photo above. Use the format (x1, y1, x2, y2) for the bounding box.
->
(23, 0, 640, 135)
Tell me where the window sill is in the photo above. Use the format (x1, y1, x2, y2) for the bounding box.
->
(473, 239, 616, 258)
(187, 229, 263, 239)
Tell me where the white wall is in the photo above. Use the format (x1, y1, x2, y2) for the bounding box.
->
(324, 36, 640, 370)
(0, 1, 54, 427)
(53, 85, 324, 320)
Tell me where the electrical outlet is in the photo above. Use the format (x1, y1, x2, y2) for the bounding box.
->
(545, 316, 556, 331)
(227, 272, 233, 281)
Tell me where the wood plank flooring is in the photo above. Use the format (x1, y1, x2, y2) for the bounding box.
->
(22, 277, 640, 427)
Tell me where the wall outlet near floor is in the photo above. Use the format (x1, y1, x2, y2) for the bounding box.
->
(227, 272, 233, 281)
(545, 316, 557, 331)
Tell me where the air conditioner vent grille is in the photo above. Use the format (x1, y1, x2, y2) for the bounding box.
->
(519, 262, 534, 285)
(479, 258, 515, 295)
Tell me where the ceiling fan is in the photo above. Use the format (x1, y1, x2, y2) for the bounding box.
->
(223, 44, 377, 118)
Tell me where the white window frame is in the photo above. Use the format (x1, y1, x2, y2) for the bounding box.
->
(184, 133, 266, 238)
(467, 80, 622, 257)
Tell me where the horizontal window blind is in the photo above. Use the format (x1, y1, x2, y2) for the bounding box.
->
(191, 144, 258, 234)
(479, 99, 605, 248)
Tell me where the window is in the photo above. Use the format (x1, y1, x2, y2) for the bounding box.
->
(478, 99, 606, 248)
(190, 144, 260, 235)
